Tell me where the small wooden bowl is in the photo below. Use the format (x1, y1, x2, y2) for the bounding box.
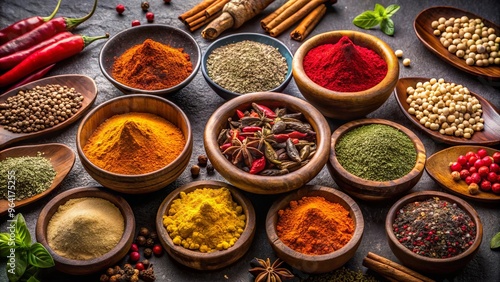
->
(155, 180, 256, 270)
(292, 30, 399, 120)
(266, 185, 364, 273)
(203, 92, 331, 194)
(76, 94, 193, 194)
(385, 191, 483, 274)
(35, 187, 135, 275)
(328, 119, 427, 201)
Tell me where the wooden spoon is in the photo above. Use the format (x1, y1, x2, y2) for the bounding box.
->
(0, 74, 97, 149)
(425, 145, 500, 202)
(0, 143, 76, 216)
(394, 77, 500, 146)
(414, 6, 500, 80)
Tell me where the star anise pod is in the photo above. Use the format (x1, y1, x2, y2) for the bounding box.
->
(249, 257, 294, 282)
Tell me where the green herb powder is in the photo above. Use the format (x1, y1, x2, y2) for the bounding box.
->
(206, 40, 288, 94)
(335, 124, 416, 181)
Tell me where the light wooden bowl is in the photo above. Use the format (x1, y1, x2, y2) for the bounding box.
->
(328, 119, 427, 201)
(385, 191, 483, 274)
(266, 185, 364, 273)
(203, 92, 331, 194)
(292, 30, 399, 120)
(76, 94, 193, 194)
(156, 180, 256, 270)
(35, 187, 135, 275)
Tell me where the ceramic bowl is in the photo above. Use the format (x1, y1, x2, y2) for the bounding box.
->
(328, 119, 427, 201)
(35, 187, 135, 275)
(201, 33, 293, 100)
(292, 30, 399, 120)
(203, 92, 331, 194)
(156, 180, 256, 270)
(76, 94, 193, 194)
(99, 24, 201, 95)
(266, 185, 364, 273)
(385, 191, 483, 274)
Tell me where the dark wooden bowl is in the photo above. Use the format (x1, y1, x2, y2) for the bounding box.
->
(266, 185, 364, 273)
(292, 30, 399, 120)
(35, 187, 135, 275)
(0, 143, 75, 216)
(76, 94, 193, 194)
(385, 191, 483, 274)
(414, 6, 500, 81)
(203, 92, 331, 194)
(394, 77, 500, 146)
(155, 180, 256, 270)
(0, 74, 97, 149)
(328, 119, 427, 201)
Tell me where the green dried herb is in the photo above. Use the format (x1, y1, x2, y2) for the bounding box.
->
(353, 4, 400, 36)
(303, 267, 380, 282)
(491, 231, 500, 249)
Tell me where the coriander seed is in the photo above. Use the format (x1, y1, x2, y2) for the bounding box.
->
(395, 49, 403, 58)
(403, 58, 411, 66)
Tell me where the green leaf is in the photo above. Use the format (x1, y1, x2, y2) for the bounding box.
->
(15, 214, 31, 248)
(385, 4, 401, 17)
(19, 266, 39, 282)
(27, 243, 54, 269)
(353, 11, 383, 29)
(381, 18, 395, 36)
(491, 232, 500, 249)
(0, 233, 14, 257)
(374, 3, 386, 17)
(6, 250, 27, 282)
(26, 277, 40, 282)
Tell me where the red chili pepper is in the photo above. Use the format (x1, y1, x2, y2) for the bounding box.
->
(219, 142, 232, 151)
(242, 126, 261, 133)
(4, 64, 55, 93)
(0, 33, 109, 88)
(273, 134, 289, 143)
(0, 32, 73, 71)
(249, 111, 259, 118)
(0, 0, 62, 45)
(292, 138, 299, 144)
(287, 131, 308, 139)
(0, 0, 97, 57)
(249, 156, 266, 174)
(236, 109, 245, 119)
(252, 103, 277, 118)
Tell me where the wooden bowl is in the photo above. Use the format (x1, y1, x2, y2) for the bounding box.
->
(385, 190, 483, 274)
(155, 180, 256, 270)
(99, 24, 201, 95)
(76, 94, 193, 194)
(328, 119, 427, 201)
(203, 92, 331, 194)
(292, 30, 399, 120)
(266, 185, 364, 273)
(35, 187, 135, 275)
(394, 77, 500, 146)
(0, 143, 75, 216)
(0, 74, 97, 149)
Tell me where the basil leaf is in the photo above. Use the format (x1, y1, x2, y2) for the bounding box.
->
(28, 243, 54, 269)
(385, 4, 401, 17)
(15, 214, 31, 248)
(374, 3, 386, 17)
(381, 18, 395, 36)
(6, 250, 27, 282)
(353, 11, 383, 29)
(491, 232, 500, 249)
(19, 266, 39, 282)
(0, 233, 14, 257)
(26, 277, 40, 282)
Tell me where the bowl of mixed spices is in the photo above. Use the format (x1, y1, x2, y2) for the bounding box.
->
(35, 187, 135, 275)
(266, 185, 364, 273)
(328, 119, 427, 201)
(203, 92, 331, 194)
(76, 94, 193, 193)
(292, 30, 399, 120)
(156, 180, 256, 270)
(99, 24, 201, 95)
(385, 190, 483, 274)
(201, 33, 293, 100)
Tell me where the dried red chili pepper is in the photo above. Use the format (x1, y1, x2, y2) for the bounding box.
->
(236, 109, 245, 119)
(287, 131, 308, 139)
(249, 156, 266, 174)
(252, 103, 277, 118)
(273, 134, 290, 143)
(219, 142, 232, 151)
(4, 64, 55, 93)
(242, 126, 262, 133)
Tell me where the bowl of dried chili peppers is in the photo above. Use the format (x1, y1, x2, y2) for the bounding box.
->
(203, 92, 331, 194)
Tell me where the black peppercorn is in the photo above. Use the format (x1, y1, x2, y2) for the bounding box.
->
(143, 248, 153, 258)
(141, 1, 149, 11)
(99, 274, 110, 282)
(139, 227, 150, 237)
(148, 231, 158, 242)
(206, 163, 215, 175)
(136, 235, 147, 246)
(191, 165, 200, 177)
(145, 238, 155, 248)
(197, 155, 208, 167)
(142, 259, 150, 268)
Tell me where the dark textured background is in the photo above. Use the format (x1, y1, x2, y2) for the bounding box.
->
(1, 0, 499, 281)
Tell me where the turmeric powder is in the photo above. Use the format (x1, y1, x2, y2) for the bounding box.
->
(162, 187, 246, 253)
(83, 112, 185, 175)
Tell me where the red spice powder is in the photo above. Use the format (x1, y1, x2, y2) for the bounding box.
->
(303, 36, 388, 92)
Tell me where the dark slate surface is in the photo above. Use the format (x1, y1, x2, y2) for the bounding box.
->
(1, 0, 499, 281)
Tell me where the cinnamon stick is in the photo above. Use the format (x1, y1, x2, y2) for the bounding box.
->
(189, 11, 222, 32)
(366, 252, 435, 282)
(260, 0, 298, 30)
(185, 9, 208, 25)
(363, 257, 425, 282)
(290, 4, 326, 41)
(179, 0, 218, 23)
(269, 0, 325, 37)
(205, 0, 230, 17)
(262, 0, 310, 32)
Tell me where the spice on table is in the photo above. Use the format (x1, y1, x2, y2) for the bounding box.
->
(403, 58, 411, 67)
(111, 39, 193, 90)
(392, 197, 476, 258)
(303, 267, 380, 282)
(136, 235, 147, 246)
(162, 187, 246, 252)
(395, 49, 404, 58)
(197, 154, 208, 167)
(303, 36, 388, 92)
(206, 163, 215, 174)
(290, 4, 327, 42)
(362, 252, 435, 282)
(248, 257, 294, 282)
(190, 164, 200, 177)
(276, 196, 354, 255)
(47, 197, 125, 260)
(0, 153, 56, 200)
(206, 40, 288, 94)
(141, 1, 150, 11)
(83, 112, 186, 175)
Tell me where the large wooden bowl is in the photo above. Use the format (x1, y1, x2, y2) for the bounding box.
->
(266, 185, 364, 273)
(292, 30, 399, 120)
(35, 187, 135, 275)
(156, 180, 256, 270)
(328, 119, 427, 201)
(203, 92, 331, 194)
(76, 94, 193, 193)
(385, 191, 483, 274)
